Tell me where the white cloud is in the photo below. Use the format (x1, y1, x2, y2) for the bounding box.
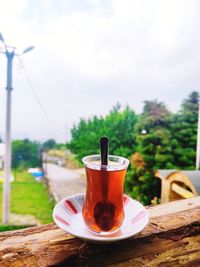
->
(0, 0, 200, 142)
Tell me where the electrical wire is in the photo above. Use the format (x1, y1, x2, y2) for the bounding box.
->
(17, 57, 57, 130)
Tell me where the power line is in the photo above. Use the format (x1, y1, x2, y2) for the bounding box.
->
(18, 57, 57, 130)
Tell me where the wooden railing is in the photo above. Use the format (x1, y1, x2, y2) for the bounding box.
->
(0, 196, 200, 266)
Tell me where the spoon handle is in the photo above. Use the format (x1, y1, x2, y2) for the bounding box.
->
(100, 137, 109, 166)
(100, 137, 109, 198)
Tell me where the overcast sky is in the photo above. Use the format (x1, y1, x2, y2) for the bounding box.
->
(0, 0, 200, 142)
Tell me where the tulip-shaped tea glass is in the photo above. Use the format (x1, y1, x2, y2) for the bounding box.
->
(82, 155, 129, 235)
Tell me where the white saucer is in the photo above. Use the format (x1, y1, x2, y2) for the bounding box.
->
(53, 193, 149, 243)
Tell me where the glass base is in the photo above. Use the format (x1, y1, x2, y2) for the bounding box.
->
(87, 226, 120, 236)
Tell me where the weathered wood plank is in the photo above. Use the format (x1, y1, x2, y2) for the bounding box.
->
(0, 197, 200, 267)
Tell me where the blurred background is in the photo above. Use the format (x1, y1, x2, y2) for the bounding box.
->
(0, 0, 200, 230)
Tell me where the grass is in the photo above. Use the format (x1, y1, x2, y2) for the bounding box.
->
(0, 225, 29, 232)
(0, 171, 54, 227)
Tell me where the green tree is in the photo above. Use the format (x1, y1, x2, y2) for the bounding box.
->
(12, 139, 41, 169)
(136, 100, 174, 168)
(170, 91, 199, 169)
(126, 100, 172, 204)
(67, 116, 106, 162)
(67, 92, 199, 204)
(104, 104, 138, 157)
(67, 104, 138, 162)
(43, 139, 57, 151)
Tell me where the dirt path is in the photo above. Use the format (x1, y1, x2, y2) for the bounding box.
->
(45, 163, 86, 202)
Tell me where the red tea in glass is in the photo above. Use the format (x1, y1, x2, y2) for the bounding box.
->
(82, 155, 129, 235)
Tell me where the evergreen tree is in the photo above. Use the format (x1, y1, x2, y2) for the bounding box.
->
(136, 100, 173, 169)
(170, 91, 199, 169)
(126, 100, 172, 205)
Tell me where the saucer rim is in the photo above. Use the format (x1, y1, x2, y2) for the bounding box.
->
(53, 193, 149, 243)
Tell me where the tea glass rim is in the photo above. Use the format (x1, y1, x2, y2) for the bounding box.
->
(82, 154, 129, 171)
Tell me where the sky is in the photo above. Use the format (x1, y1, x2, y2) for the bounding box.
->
(0, 0, 200, 142)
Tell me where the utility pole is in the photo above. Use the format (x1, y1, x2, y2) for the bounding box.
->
(196, 98, 200, 170)
(0, 33, 34, 223)
(2, 50, 14, 223)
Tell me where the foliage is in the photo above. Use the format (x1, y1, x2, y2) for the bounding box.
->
(47, 149, 66, 158)
(64, 151, 81, 169)
(12, 139, 41, 169)
(67, 91, 199, 205)
(67, 116, 106, 162)
(67, 104, 138, 162)
(11, 138, 66, 170)
(125, 100, 170, 204)
(0, 225, 29, 232)
(104, 104, 138, 157)
(136, 100, 174, 169)
(43, 139, 57, 151)
(0, 171, 54, 224)
(125, 153, 151, 204)
(47, 149, 81, 168)
(170, 91, 199, 169)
